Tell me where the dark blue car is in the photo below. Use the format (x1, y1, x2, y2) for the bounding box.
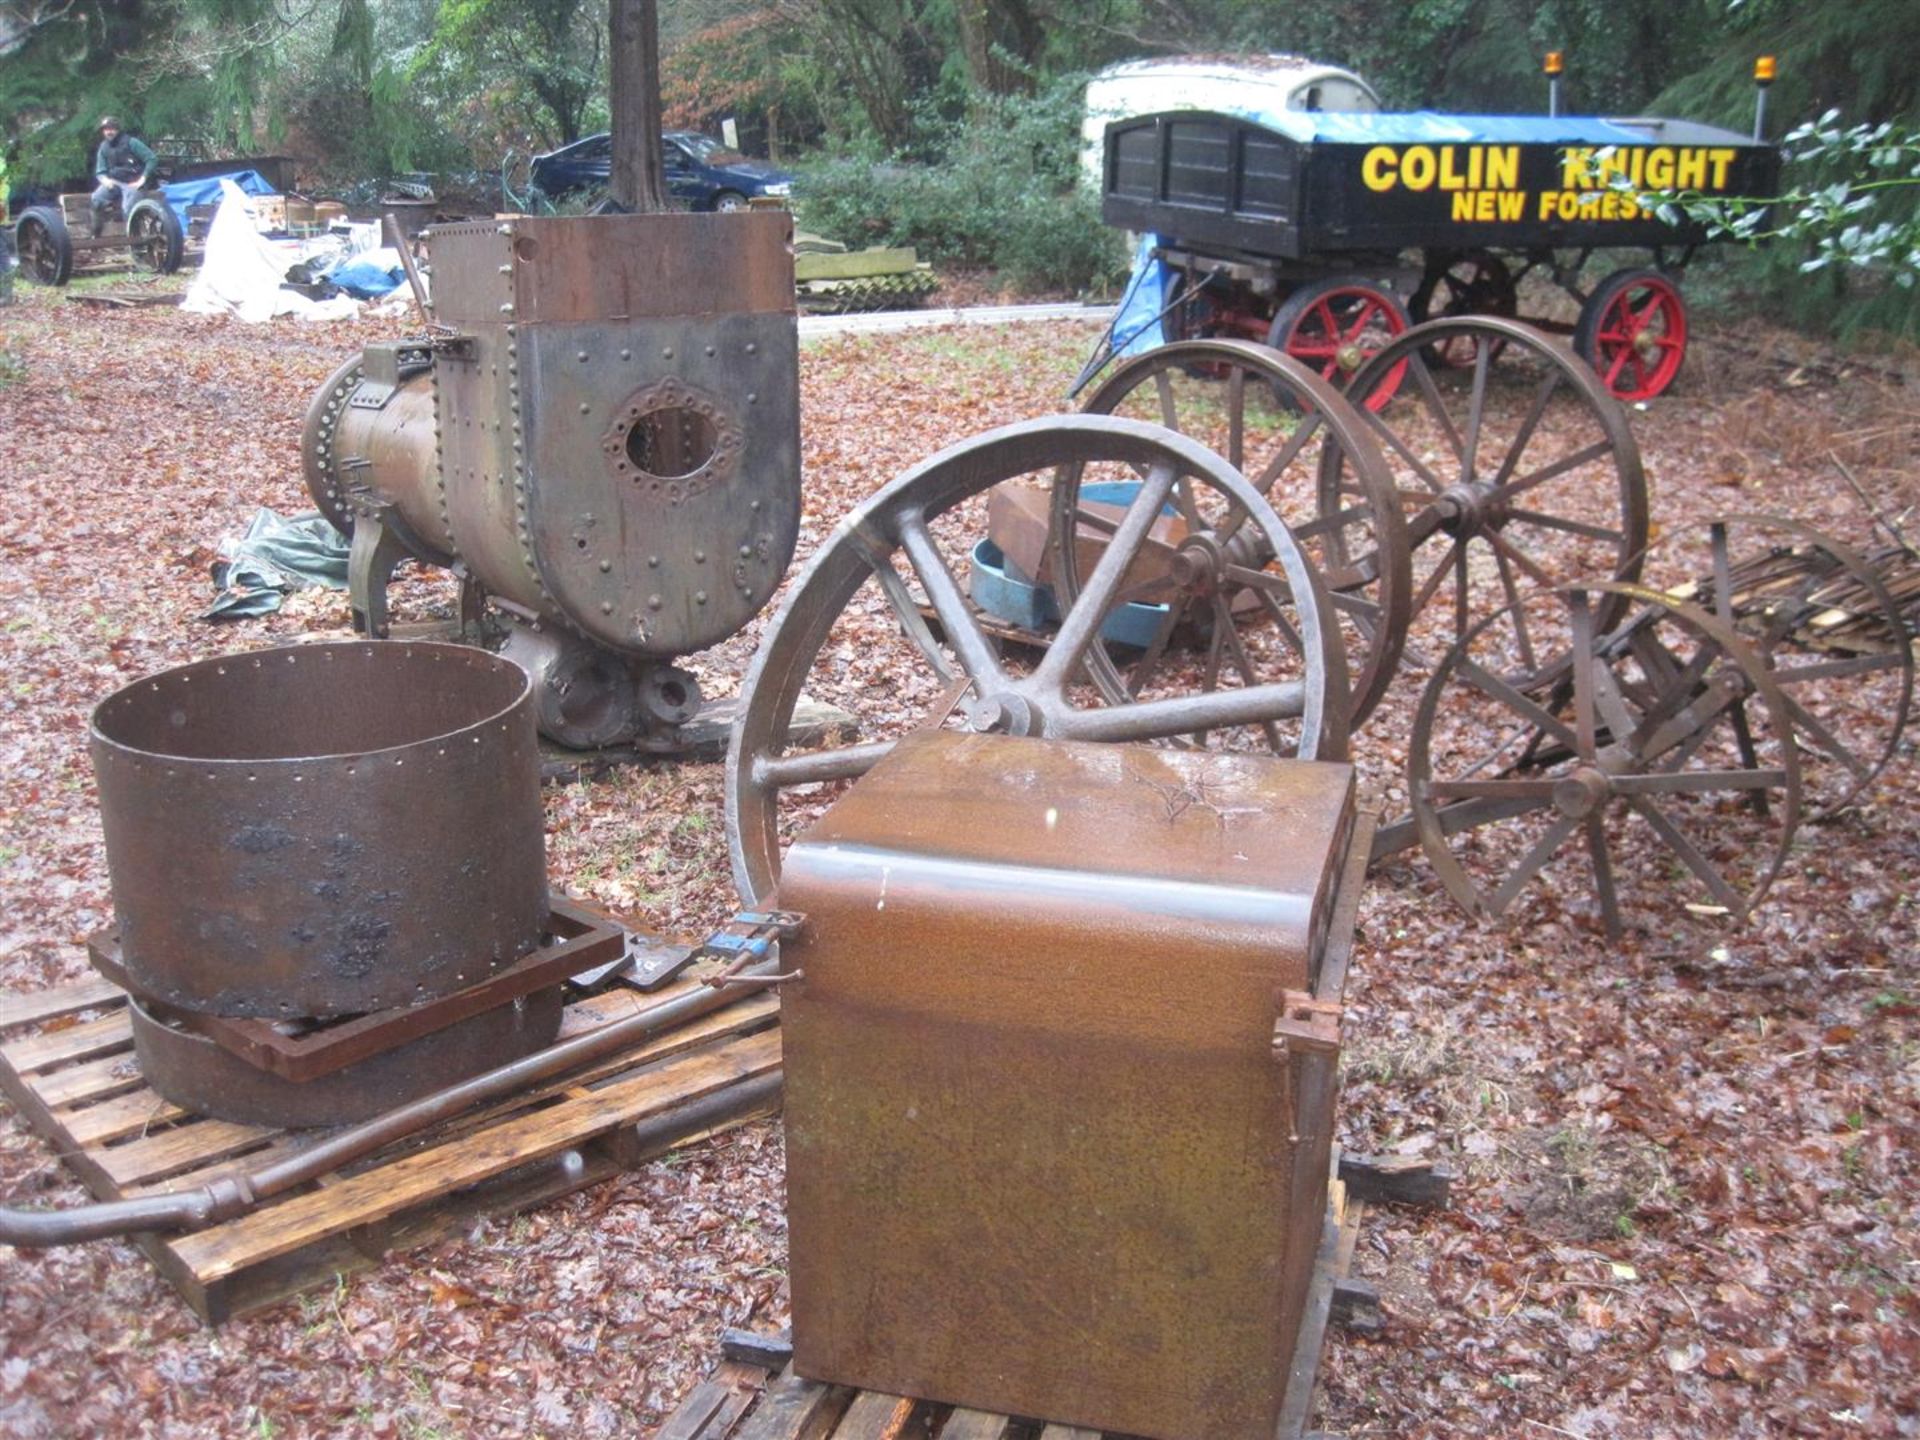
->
(530, 131, 793, 211)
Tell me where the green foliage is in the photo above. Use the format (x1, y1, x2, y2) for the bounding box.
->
(412, 0, 606, 153)
(1613, 112, 1920, 341)
(796, 77, 1126, 294)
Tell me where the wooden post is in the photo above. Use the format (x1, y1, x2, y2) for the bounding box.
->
(609, 0, 667, 212)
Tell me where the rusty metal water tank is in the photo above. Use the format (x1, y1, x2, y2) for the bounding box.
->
(89, 641, 549, 1019)
(777, 729, 1360, 1440)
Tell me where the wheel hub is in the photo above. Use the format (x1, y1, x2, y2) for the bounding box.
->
(966, 692, 1040, 736)
(1335, 342, 1366, 374)
(1433, 481, 1507, 537)
(1167, 534, 1226, 598)
(1553, 766, 1612, 819)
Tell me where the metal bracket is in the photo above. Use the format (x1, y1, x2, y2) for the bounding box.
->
(348, 506, 413, 639)
(1271, 990, 1342, 1061)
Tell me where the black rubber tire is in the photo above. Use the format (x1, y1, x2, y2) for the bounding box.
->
(14, 205, 72, 286)
(711, 189, 749, 213)
(126, 197, 185, 274)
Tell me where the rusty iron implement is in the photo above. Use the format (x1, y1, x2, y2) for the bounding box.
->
(777, 729, 1360, 1440)
(302, 211, 802, 751)
(86, 898, 624, 1082)
(90, 641, 549, 1021)
(127, 986, 565, 1128)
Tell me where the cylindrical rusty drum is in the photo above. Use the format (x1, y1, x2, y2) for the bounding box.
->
(127, 988, 565, 1127)
(91, 642, 549, 1019)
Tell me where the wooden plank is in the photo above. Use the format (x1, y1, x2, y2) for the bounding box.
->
(937, 1409, 1011, 1439)
(732, 1367, 851, 1440)
(723, 1328, 795, 1369)
(657, 1361, 765, 1440)
(98, 1116, 277, 1188)
(23, 1048, 146, 1108)
(0, 977, 123, 1032)
(1, 1011, 133, 1072)
(1337, 1152, 1453, 1209)
(829, 1391, 918, 1440)
(1276, 1197, 1347, 1440)
(169, 1027, 781, 1281)
(1035, 1428, 1101, 1440)
(59, 1085, 189, 1146)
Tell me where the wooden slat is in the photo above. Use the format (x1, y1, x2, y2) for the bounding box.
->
(0, 977, 123, 1032)
(169, 1026, 781, 1281)
(937, 1409, 1010, 1439)
(97, 1115, 276, 1187)
(1035, 1428, 1101, 1440)
(731, 1367, 851, 1440)
(828, 1391, 917, 1440)
(657, 1361, 765, 1440)
(59, 1086, 189, 1146)
(28, 1048, 146, 1107)
(1, 1011, 133, 1072)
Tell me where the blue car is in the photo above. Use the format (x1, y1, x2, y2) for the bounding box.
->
(530, 131, 793, 211)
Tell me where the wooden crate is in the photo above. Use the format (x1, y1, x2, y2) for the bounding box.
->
(0, 972, 782, 1324)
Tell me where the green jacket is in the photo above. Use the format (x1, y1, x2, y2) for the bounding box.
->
(95, 133, 157, 185)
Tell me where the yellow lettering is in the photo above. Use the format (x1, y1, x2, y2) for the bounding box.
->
(1562, 147, 1594, 188)
(1450, 191, 1477, 221)
(1618, 195, 1640, 221)
(1361, 147, 1399, 192)
(1438, 147, 1467, 191)
(1676, 149, 1708, 189)
(1400, 146, 1437, 190)
(1559, 191, 1584, 221)
(1539, 190, 1559, 220)
(1707, 148, 1735, 190)
(1645, 148, 1674, 189)
(1477, 190, 1500, 221)
(1488, 146, 1520, 190)
(1497, 190, 1526, 221)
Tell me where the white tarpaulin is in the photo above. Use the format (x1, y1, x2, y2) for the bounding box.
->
(181, 180, 363, 323)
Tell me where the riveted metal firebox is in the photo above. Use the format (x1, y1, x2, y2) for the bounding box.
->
(777, 730, 1360, 1440)
(304, 210, 802, 749)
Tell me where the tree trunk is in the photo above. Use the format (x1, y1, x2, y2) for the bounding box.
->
(609, 0, 666, 211)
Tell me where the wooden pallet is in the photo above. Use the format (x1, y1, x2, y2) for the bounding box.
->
(0, 972, 782, 1324)
(652, 1152, 1442, 1440)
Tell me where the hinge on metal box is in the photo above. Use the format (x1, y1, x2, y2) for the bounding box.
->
(428, 331, 476, 360)
(1273, 989, 1341, 1147)
(700, 910, 807, 989)
(1271, 990, 1341, 1060)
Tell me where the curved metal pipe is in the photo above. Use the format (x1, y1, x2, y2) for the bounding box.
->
(0, 959, 776, 1249)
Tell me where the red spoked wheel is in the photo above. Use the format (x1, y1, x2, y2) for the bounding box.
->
(1573, 267, 1688, 402)
(1268, 277, 1410, 410)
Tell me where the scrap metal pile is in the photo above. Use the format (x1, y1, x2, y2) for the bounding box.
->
(732, 315, 1913, 939)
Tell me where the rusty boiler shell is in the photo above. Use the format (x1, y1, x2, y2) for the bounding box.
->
(89, 642, 550, 1019)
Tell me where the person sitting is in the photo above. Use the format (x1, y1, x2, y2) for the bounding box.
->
(89, 116, 158, 237)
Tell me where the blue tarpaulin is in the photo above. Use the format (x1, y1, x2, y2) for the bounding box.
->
(1178, 107, 1676, 149)
(158, 170, 278, 228)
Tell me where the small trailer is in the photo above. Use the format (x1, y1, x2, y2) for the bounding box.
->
(1101, 107, 1780, 401)
(10, 190, 191, 286)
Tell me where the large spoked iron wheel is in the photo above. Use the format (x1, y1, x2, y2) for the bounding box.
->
(725, 415, 1348, 905)
(1267, 277, 1411, 410)
(1072, 338, 1409, 729)
(1573, 267, 1688, 403)
(1324, 316, 1649, 695)
(1410, 250, 1518, 368)
(126, 198, 185, 274)
(13, 206, 73, 286)
(1644, 513, 1914, 819)
(1410, 582, 1802, 939)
